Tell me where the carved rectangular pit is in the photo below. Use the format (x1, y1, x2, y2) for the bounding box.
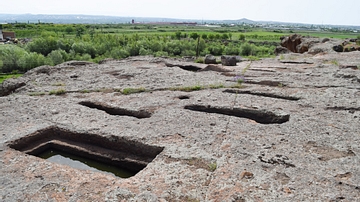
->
(184, 105, 290, 124)
(7, 126, 164, 178)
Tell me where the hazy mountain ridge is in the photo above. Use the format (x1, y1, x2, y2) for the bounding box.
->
(0, 14, 359, 29)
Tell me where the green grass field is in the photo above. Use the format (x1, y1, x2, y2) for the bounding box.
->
(0, 74, 22, 84)
(1, 22, 358, 74)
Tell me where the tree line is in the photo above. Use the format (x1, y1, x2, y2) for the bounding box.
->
(0, 30, 276, 73)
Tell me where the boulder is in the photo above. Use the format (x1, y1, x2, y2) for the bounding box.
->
(281, 34, 303, 53)
(322, 38, 330, 43)
(235, 56, 242, 62)
(0, 78, 26, 96)
(221, 55, 237, 66)
(297, 38, 320, 53)
(204, 54, 217, 64)
(280, 34, 321, 54)
(349, 38, 357, 43)
(274, 46, 291, 55)
(333, 45, 344, 52)
(200, 64, 233, 72)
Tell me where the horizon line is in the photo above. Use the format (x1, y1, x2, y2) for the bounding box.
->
(0, 13, 359, 27)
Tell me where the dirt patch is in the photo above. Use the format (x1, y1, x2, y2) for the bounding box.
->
(304, 141, 356, 161)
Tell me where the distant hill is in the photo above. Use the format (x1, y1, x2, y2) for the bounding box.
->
(0, 13, 359, 30)
(0, 14, 201, 24)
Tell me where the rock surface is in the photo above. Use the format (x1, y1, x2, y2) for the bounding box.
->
(204, 54, 217, 64)
(1, 53, 360, 201)
(221, 55, 237, 66)
(280, 34, 359, 55)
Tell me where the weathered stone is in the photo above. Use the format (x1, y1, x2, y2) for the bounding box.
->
(281, 34, 303, 53)
(274, 46, 291, 55)
(333, 45, 344, 52)
(322, 38, 330, 43)
(200, 64, 233, 72)
(204, 54, 217, 64)
(349, 38, 357, 43)
(220, 55, 237, 66)
(0, 78, 26, 96)
(1, 54, 360, 201)
(235, 55, 242, 62)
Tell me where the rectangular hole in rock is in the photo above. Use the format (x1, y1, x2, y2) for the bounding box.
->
(37, 148, 136, 178)
(184, 104, 290, 124)
(79, 101, 152, 119)
(7, 126, 164, 178)
(223, 89, 300, 101)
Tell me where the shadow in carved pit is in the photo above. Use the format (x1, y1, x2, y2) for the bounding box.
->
(79, 101, 152, 119)
(7, 126, 164, 178)
(223, 89, 300, 101)
(184, 105, 290, 124)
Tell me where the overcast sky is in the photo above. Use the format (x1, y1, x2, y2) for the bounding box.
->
(1, 0, 359, 26)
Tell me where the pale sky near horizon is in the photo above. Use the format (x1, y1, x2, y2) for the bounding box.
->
(1, 0, 359, 26)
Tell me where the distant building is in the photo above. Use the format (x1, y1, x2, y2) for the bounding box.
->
(2, 31, 16, 39)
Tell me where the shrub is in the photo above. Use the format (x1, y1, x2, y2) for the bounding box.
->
(240, 43, 254, 56)
(109, 48, 129, 59)
(224, 45, 240, 55)
(26, 37, 58, 56)
(122, 87, 146, 95)
(221, 33, 229, 40)
(190, 33, 199, 40)
(208, 44, 224, 55)
(195, 57, 204, 63)
(175, 31, 182, 40)
(149, 41, 163, 52)
(239, 34, 245, 41)
(208, 34, 215, 40)
(49, 88, 66, 95)
(48, 50, 65, 65)
(201, 33, 208, 40)
(139, 47, 152, 56)
(19, 52, 46, 71)
(181, 49, 196, 57)
(126, 42, 140, 56)
(154, 51, 169, 57)
(71, 42, 97, 58)
(0, 45, 27, 73)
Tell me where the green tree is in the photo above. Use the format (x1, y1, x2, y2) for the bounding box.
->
(240, 43, 254, 56)
(221, 33, 229, 40)
(208, 34, 215, 40)
(48, 50, 65, 65)
(108, 48, 129, 59)
(76, 26, 85, 38)
(19, 52, 46, 71)
(175, 31, 181, 40)
(201, 33, 208, 40)
(224, 44, 240, 55)
(0, 45, 27, 73)
(208, 44, 224, 55)
(139, 47, 152, 56)
(126, 42, 140, 56)
(26, 37, 58, 56)
(239, 34, 245, 41)
(65, 26, 74, 34)
(71, 42, 97, 58)
(190, 33, 199, 40)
